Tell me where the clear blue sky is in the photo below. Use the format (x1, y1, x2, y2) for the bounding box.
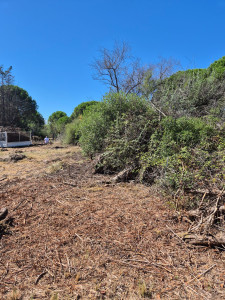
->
(0, 0, 225, 120)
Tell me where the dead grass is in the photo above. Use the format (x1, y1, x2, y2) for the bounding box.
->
(0, 144, 224, 299)
(0, 144, 80, 180)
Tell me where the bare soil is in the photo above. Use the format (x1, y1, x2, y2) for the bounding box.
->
(0, 144, 225, 299)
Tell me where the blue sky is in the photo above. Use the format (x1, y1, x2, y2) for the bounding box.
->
(0, 0, 225, 120)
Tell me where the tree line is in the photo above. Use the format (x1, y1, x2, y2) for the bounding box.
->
(0, 65, 44, 134)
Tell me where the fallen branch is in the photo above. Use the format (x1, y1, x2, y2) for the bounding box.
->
(63, 181, 77, 187)
(35, 271, 47, 285)
(188, 188, 225, 196)
(112, 166, 134, 183)
(0, 177, 7, 182)
(183, 233, 225, 247)
(124, 258, 172, 273)
(186, 264, 216, 285)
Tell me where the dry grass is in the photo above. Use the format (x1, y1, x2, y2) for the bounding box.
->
(0, 144, 225, 299)
(0, 144, 80, 180)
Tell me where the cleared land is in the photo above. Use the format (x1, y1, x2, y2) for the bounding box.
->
(0, 145, 225, 299)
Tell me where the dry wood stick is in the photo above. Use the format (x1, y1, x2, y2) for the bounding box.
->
(113, 259, 154, 273)
(160, 264, 216, 296)
(124, 258, 172, 273)
(63, 181, 77, 187)
(185, 264, 216, 285)
(166, 225, 192, 251)
(35, 271, 47, 285)
(12, 198, 27, 212)
(185, 284, 209, 300)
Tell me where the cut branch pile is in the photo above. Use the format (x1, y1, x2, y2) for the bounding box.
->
(182, 189, 225, 248)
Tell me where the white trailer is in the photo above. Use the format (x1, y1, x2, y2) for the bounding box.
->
(0, 131, 32, 148)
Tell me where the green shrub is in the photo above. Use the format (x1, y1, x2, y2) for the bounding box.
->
(151, 56, 225, 119)
(100, 109, 158, 172)
(63, 118, 81, 145)
(79, 92, 154, 157)
(79, 106, 108, 156)
(139, 117, 224, 207)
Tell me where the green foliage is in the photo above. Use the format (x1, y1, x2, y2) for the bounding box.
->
(27, 111, 45, 135)
(76, 90, 224, 209)
(160, 117, 215, 153)
(79, 92, 155, 157)
(70, 101, 98, 120)
(48, 111, 67, 123)
(47, 111, 69, 138)
(99, 109, 158, 172)
(63, 118, 81, 145)
(0, 84, 44, 133)
(0, 66, 44, 133)
(139, 117, 225, 207)
(207, 56, 225, 79)
(62, 56, 225, 210)
(79, 103, 108, 156)
(151, 56, 225, 119)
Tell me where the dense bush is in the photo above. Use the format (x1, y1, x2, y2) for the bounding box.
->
(75, 92, 224, 209)
(139, 117, 225, 207)
(98, 110, 158, 173)
(79, 92, 154, 157)
(151, 56, 225, 119)
(79, 104, 108, 156)
(63, 118, 82, 145)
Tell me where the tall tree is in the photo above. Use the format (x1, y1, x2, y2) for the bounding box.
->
(0, 65, 14, 125)
(70, 101, 98, 120)
(0, 65, 44, 133)
(92, 42, 151, 95)
(48, 111, 69, 138)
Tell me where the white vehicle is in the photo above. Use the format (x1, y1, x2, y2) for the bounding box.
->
(0, 131, 32, 148)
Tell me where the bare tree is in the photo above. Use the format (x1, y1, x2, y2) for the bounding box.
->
(154, 57, 180, 81)
(91, 42, 150, 94)
(141, 57, 181, 97)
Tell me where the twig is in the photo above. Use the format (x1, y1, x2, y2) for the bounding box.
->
(198, 192, 207, 209)
(166, 225, 190, 248)
(166, 225, 184, 242)
(189, 188, 225, 196)
(185, 264, 216, 285)
(160, 264, 216, 296)
(74, 233, 84, 242)
(205, 189, 224, 231)
(35, 271, 47, 285)
(12, 198, 27, 212)
(185, 284, 209, 300)
(63, 181, 77, 187)
(124, 258, 172, 273)
(65, 253, 71, 273)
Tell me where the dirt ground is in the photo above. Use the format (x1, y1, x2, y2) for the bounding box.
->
(0, 144, 225, 299)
